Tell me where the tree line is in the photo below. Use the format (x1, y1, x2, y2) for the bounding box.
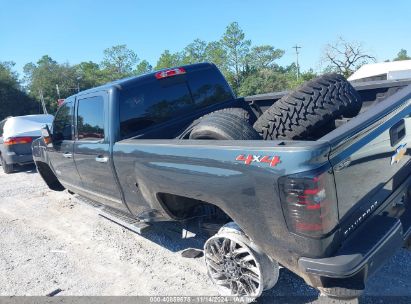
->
(1, 22, 410, 120)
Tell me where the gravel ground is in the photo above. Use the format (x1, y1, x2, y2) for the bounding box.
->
(0, 164, 410, 302)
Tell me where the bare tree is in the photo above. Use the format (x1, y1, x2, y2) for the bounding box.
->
(322, 37, 376, 78)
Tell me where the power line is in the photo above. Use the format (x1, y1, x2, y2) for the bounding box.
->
(293, 45, 302, 80)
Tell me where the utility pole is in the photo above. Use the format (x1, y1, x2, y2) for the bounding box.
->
(56, 84, 61, 99)
(39, 89, 48, 114)
(293, 45, 302, 80)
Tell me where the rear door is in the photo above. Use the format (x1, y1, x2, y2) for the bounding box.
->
(73, 92, 123, 208)
(328, 88, 411, 238)
(48, 99, 81, 187)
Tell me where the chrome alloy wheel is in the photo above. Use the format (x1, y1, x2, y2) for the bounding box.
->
(204, 223, 279, 297)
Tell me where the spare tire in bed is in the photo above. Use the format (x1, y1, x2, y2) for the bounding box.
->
(253, 73, 362, 140)
(178, 107, 256, 139)
(189, 112, 261, 140)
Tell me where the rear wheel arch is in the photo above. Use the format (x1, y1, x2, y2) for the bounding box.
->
(156, 192, 233, 223)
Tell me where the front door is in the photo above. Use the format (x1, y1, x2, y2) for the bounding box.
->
(48, 99, 81, 187)
(73, 93, 123, 208)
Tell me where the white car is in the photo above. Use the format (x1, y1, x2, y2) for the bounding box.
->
(0, 114, 53, 173)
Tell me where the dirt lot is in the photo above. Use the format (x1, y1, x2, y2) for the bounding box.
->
(0, 164, 410, 302)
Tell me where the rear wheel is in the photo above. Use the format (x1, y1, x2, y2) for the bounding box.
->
(204, 222, 279, 297)
(0, 155, 14, 174)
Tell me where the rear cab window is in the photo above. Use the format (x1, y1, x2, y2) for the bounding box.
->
(119, 64, 234, 139)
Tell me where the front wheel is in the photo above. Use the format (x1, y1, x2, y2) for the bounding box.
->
(204, 222, 279, 297)
(1, 156, 14, 174)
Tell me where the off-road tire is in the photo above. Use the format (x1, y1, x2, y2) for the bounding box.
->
(189, 112, 261, 140)
(177, 107, 256, 139)
(253, 74, 362, 140)
(1, 155, 14, 174)
(209, 107, 256, 125)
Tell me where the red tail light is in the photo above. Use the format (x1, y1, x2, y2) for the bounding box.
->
(279, 169, 339, 238)
(155, 67, 186, 79)
(4, 137, 33, 145)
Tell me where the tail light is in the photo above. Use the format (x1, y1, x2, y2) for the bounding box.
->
(155, 67, 186, 79)
(4, 137, 33, 146)
(279, 168, 339, 238)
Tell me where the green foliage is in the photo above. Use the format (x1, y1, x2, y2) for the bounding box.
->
(75, 61, 109, 89)
(204, 41, 228, 71)
(221, 22, 251, 91)
(135, 60, 153, 75)
(6, 21, 358, 118)
(239, 69, 288, 96)
(247, 45, 284, 70)
(0, 61, 19, 87)
(154, 50, 184, 70)
(0, 61, 39, 120)
(238, 66, 317, 96)
(183, 39, 208, 64)
(24, 55, 79, 113)
(101, 44, 139, 80)
(393, 49, 411, 61)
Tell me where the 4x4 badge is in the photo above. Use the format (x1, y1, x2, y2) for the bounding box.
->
(235, 155, 281, 167)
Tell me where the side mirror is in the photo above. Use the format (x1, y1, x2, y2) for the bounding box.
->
(41, 125, 53, 145)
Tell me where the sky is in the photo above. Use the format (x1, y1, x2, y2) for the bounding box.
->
(1, 0, 410, 78)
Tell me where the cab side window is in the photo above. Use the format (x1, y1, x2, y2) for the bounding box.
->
(53, 102, 73, 142)
(77, 96, 105, 141)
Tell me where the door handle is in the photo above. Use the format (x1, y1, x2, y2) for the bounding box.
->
(95, 156, 108, 163)
(63, 152, 72, 158)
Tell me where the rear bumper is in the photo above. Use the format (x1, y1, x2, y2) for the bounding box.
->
(299, 218, 407, 287)
(1, 142, 34, 165)
(299, 178, 411, 291)
(3, 152, 33, 165)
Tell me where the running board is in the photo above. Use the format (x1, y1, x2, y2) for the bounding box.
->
(99, 206, 151, 234)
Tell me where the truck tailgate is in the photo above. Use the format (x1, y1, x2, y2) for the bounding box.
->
(324, 85, 411, 238)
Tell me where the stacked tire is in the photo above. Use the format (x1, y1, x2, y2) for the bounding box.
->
(185, 74, 362, 141)
(187, 108, 261, 140)
(253, 74, 362, 140)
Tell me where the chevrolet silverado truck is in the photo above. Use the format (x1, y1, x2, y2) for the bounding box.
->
(32, 63, 411, 298)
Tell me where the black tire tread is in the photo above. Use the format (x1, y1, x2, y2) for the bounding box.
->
(189, 112, 261, 140)
(178, 107, 255, 139)
(1, 156, 14, 174)
(253, 74, 362, 140)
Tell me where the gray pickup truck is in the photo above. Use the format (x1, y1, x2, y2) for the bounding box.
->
(32, 63, 411, 299)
